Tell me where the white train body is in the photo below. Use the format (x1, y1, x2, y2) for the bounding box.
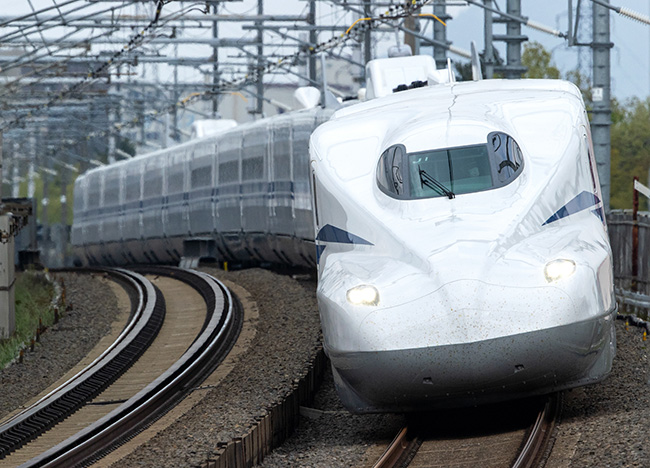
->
(310, 75, 616, 412)
(71, 54, 616, 414)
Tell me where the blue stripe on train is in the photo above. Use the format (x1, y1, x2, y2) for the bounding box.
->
(315, 224, 373, 263)
(543, 191, 602, 226)
(316, 224, 373, 245)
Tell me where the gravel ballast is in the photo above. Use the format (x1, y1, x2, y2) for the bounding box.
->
(111, 266, 323, 467)
(0, 272, 123, 420)
(0, 268, 648, 467)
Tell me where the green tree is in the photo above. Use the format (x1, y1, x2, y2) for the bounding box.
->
(610, 97, 650, 210)
(521, 41, 560, 79)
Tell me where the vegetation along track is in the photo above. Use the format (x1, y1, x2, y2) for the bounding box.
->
(0, 266, 241, 467)
(372, 393, 561, 468)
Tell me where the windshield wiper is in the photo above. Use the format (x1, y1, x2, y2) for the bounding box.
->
(419, 166, 455, 199)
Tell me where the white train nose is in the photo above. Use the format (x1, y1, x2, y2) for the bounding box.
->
(328, 310, 616, 413)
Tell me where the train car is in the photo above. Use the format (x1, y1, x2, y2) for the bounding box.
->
(72, 53, 616, 414)
(71, 107, 332, 267)
(310, 55, 616, 412)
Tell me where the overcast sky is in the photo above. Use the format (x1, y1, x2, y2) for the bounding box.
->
(444, 2, 650, 101)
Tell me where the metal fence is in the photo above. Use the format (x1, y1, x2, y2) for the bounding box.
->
(608, 209, 650, 319)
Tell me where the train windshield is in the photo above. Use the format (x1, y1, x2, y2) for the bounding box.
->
(376, 132, 524, 200)
(408, 145, 492, 198)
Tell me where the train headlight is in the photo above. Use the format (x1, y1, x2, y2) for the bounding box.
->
(346, 285, 380, 306)
(544, 259, 576, 283)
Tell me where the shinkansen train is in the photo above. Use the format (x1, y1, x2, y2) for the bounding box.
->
(72, 54, 616, 413)
(72, 107, 332, 267)
(310, 55, 616, 412)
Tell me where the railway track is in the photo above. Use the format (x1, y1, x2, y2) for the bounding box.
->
(372, 394, 561, 468)
(0, 266, 241, 467)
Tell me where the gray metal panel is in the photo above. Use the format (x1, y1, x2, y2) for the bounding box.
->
(188, 140, 216, 236)
(100, 165, 121, 243)
(241, 123, 269, 235)
(292, 113, 316, 240)
(164, 147, 190, 237)
(215, 131, 242, 233)
(70, 175, 86, 246)
(122, 158, 143, 241)
(142, 155, 165, 239)
(84, 171, 102, 247)
(269, 117, 293, 237)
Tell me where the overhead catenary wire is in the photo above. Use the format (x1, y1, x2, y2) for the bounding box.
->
(1, 0, 167, 131)
(15, 0, 441, 160)
(3, 0, 617, 176)
(589, 0, 650, 26)
(463, 0, 566, 38)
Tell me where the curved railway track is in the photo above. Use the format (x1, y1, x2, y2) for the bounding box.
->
(0, 266, 241, 467)
(372, 394, 561, 468)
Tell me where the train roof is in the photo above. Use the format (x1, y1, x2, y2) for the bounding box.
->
(313, 79, 586, 159)
(333, 78, 583, 122)
(78, 106, 333, 181)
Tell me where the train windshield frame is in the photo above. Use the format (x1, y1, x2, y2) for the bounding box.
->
(376, 131, 524, 200)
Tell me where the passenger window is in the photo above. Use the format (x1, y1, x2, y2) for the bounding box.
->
(377, 145, 406, 197)
(219, 160, 239, 184)
(126, 172, 140, 201)
(88, 184, 101, 208)
(104, 172, 120, 205)
(191, 166, 212, 187)
(242, 156, 264, 181)
(488, 132, 523, 184)
(143, 170, 162, 198)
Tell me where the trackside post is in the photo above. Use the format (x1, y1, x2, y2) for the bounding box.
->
(0, 131, 16, 338)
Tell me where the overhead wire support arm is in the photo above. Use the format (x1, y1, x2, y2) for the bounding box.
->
(231, 45, 346, 97)
(1, 0, 168, 131)
(464, 0, 567, 38)
(0, 0, 82, 28)
(326, 0, 472, 58)
(589, 0, 650, 25)
(243, 25, 364, 69)
(0, 4, 122, 44)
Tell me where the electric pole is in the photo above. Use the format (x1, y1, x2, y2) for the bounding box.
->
(591, 0, 612, 211)
(0, 131, 16, 339)
(484, 0, 495, 78)
(433, 2, 450, 69)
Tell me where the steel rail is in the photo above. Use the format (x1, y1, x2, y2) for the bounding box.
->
(373, 394, 560, 468)
(22, 266, 241, 467)
(511, 394, 561, 468)
(372, 427, 419, 468)
(0, 267, 165, 460)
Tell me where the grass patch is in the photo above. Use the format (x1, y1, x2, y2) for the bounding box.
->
(0, 272, 56, 368)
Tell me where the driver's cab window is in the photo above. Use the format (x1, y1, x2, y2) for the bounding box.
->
(376, 132, 524, 200)
(377, 145, 407, 197)
(488, 132, 523, 184)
